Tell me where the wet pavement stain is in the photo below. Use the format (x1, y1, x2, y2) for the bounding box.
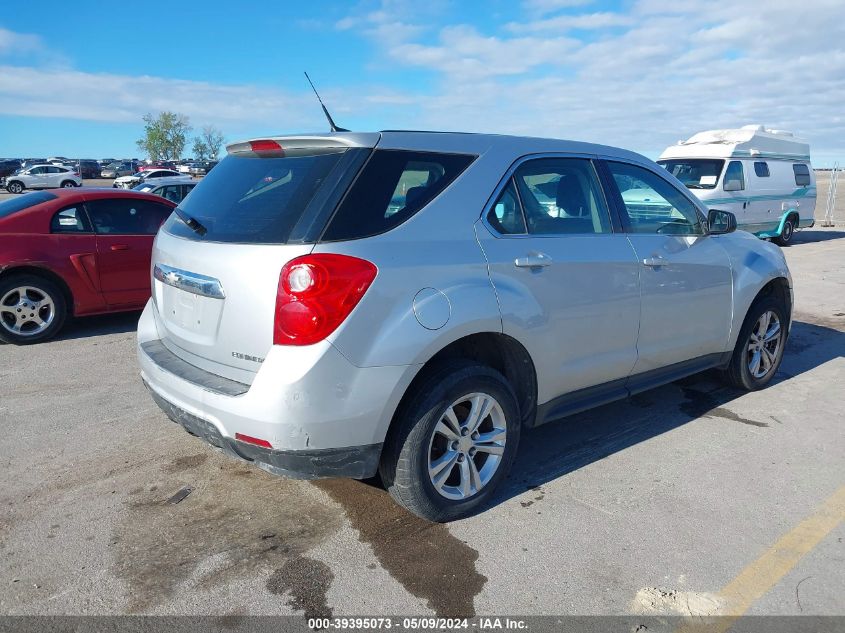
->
(112, 457, 344, 611)
(163, 453, 208, 473)
(267, 555, 334, 620)
(679, 387, 768, 427)
(314, 479, 486, 617)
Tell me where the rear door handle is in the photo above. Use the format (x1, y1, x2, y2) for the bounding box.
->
(642, 255, 667, 267)
(515, 252, 553, 268)
(110, 244, 129, 251)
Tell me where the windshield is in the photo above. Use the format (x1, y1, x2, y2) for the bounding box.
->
(658, 159, 725, 190)
(162, 149, 356, 244)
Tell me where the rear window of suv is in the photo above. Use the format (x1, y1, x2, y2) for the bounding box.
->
(163, 147, 475, 244)
(163, 148, 358, 244)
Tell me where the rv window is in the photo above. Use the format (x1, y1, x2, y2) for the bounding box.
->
(723, 161, 745, 191)
(657, 159, 724, 190)
(793, 164, 811, 186)
(754, 162, 770, 178)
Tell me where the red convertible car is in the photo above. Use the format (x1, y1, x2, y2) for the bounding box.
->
(0, 188, 176, 344)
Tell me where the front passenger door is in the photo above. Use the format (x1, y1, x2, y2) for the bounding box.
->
(601, 160, 733, 375)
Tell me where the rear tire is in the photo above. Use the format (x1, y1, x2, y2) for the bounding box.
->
(772, 215, 796, 246)
(60, 180, 76, 188)
(380, 361, 521, 522)
(724, 295, 788, 391)
(0, 274, 68, 344)
(6, 181, 24, 194)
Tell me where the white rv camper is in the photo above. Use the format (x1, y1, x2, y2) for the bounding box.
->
(658, 125, 815, 245)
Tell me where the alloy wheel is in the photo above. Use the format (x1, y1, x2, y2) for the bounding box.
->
(747, 310, 782, 379)
(427, 392, 507, 501)
(0, 286, 56, 337)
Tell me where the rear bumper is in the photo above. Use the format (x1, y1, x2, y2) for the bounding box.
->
(146, 386, 381, 478)
(137, 301, 417, 479)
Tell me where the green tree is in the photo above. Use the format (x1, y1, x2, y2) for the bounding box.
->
(200, 125, 225, 160)
(136, 112, 192, 161)
(192, 137, 209, 161)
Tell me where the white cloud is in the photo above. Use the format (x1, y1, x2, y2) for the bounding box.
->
(390, 25, 579, 78)
(506, 11, 633, 33)
(0, 27, 43, 55)
(521, 0, 594, 17)
(0, 65, 319, 130)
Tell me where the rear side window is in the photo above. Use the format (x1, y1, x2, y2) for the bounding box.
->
(51, 206, 91, 233)
(754, 162, 770, 177)
(321, 150, 475, 241)
(793, 163, 811, 186)
(163, 150, 353, 244)
(0, 191, 57, 218)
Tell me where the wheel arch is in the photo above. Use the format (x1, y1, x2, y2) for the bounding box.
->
(0, 265, 74, 315)
(386, 332, 539, 439)
(729, 275, 792, 354)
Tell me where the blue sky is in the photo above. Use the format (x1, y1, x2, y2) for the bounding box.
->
(1, 0, 843, 165)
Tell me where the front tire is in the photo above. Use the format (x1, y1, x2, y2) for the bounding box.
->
(380, 361, 521, 522)
(724, 295, 788, 390)
(6, 181, 24, 194)
(0, 275, 67, 344)
(773, 216, 796, 246)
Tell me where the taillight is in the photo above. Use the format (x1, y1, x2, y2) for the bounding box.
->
(274, 254, 377, 346)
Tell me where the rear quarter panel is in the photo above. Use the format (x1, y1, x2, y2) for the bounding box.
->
(0, 233, 107, 315)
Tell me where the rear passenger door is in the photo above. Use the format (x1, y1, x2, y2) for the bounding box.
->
(87, 198, 173, 306)
(600, 160, 733, 376)
(476, 156, 641, 406)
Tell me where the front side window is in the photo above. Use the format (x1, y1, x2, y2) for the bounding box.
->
(606, 161, 703, 235)
(512, 158, 611, 235)
(87, 198, 172, 235)
(322, 150, 475, 241)
(793, 163, 811, 186)
(723, 160, 745, 191)
(754, 161, 770, 177)
(657, 159, 724, 190)
(487, 179, 526, 235)
(51, 206, 91, 233)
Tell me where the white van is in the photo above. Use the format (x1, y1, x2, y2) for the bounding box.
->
(658, 125, 815, 245)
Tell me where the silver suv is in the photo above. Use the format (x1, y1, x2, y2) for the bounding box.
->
(138, 132, 792, 521)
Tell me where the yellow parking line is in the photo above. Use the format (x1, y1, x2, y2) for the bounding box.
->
(679, 485, 845, 633)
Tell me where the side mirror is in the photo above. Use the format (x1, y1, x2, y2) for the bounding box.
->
(708, 209, 737, 235)
(723, 179, 742, 192)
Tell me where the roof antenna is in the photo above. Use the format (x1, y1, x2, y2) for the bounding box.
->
(304, 71, 348, 133)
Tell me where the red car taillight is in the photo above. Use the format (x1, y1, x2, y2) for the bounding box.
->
(273, 254, 377, 346)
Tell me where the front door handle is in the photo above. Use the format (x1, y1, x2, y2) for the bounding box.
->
(642, 255, 667, 267)
(110, 244, 129, 251)
(515, 252, 553, 268)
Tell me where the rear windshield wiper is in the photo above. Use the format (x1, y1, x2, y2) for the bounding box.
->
(174, 207, 207, 236)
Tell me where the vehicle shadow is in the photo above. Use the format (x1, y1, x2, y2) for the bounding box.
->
(791, 229, 845, 244)
(54, 310, 142, 341)
(494, 317, 845, 508)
